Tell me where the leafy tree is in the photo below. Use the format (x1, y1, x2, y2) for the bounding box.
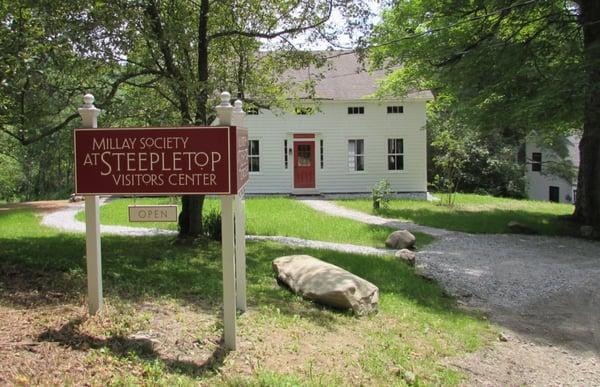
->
(371, 0, 600, 230)
(1, 1, 370, 232)
(0, 1, 146, 146)
(427, 104, 525, 198)
(110, 0, 370, 238)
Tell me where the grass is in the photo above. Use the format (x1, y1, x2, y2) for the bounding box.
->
(336, 193, 575, 235)
(0, 207, 493, 385)
(75, 196, 435, 249)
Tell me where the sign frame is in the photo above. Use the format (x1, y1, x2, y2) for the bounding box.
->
(76, 91, 246, 352)
(73, 125, 248, 196)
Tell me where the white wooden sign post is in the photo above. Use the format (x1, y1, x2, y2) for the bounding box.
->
(215, 92, 247, 350)
(75, 91, 247, 351)
(78, 94, 103, 314)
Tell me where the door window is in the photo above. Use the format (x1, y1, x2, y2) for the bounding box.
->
(297, 144, 311, 166)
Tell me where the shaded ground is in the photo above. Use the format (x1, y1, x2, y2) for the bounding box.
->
(4, 198, 600, 384)
(0, 209, 490, 386)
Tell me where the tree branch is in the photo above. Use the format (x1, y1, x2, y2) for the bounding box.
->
(20, 113, 79, 146)
(208, 0, 332, 41)
(144, 0, 192, 122)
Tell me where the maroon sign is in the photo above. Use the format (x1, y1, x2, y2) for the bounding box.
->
(74, 126, 248, 195)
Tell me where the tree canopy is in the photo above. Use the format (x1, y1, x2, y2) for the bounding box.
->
(370, 0, 600, 230)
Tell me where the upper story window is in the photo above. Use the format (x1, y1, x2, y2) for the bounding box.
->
(246, 107, 260, 115)
(249, 140, 260, 172)
(387, 106, 404, 114)
(388, 138, 404, 170)
(531, 152, 542, 172)
(348, 139, 364, 171)
(347, 106, 364, 115)
(295, 107, 313, 115)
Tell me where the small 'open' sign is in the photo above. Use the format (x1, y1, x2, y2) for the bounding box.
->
(128, 205, 178, 222)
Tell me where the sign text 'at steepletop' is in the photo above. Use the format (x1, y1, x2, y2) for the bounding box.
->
(74, 126, 248, 195)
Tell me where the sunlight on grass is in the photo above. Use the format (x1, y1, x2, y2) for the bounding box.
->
(76, 196, 434, 248)
(336, 193, 575, 235)
(1, 207, 492, 385)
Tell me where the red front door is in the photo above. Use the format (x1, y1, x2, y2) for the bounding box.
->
(294, 141, 315, 188)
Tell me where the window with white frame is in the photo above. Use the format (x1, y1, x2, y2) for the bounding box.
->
(347, 106, 364, 115)
(387, 138, 404, 170)
(248, 140, 260, 172)
(387, 105, 404, 114)
(348, 139, 364, 171)
(531, 152, 542, 172)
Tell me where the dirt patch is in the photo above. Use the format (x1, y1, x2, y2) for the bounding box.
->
(448, 329, 600, 386)
(0, 200, 76, 213)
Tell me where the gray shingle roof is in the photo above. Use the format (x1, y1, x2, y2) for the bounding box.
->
(283, 51, 433, 100)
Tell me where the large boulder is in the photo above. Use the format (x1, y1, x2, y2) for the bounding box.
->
(385, 230, 416, 249)
(272, 255, 379, 315)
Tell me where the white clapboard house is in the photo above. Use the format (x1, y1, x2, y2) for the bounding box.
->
(243, 52, 432, 196)
(525, 135, 580, 203)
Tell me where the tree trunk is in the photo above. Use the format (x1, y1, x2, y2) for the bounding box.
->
(178, 0, 210, 239)
(574, 0, 600, 231)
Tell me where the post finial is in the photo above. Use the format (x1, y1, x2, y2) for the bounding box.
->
(78, 93, 101, 128)
(83, 93, 95, 106)
(215, 91, 233, 125)
(220, 91, 232, 107)
(233, 99, 243, 113)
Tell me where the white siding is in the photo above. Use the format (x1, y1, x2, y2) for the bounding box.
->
(244, 100, 428, 194)
(525, 136, 579, 203)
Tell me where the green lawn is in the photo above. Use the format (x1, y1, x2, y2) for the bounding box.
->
(76, 196, 435, 249)
(336, 193, 575, 235)
(0, 208, 493, 385)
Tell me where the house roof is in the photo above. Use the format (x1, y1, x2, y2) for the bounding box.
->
(283, 51, 433, 101)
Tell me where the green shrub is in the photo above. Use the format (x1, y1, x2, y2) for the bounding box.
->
(372, 179, 392, 210)
(203, 208, 222, 241)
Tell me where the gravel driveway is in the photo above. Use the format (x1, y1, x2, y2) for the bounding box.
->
(419, 232, 600, 353)
(301, 198, 600, 354)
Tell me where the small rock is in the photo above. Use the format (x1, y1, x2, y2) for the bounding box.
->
(394, 249, 416, 266)
(402, 370, 416, 385)
(385, 230, 416, 249)
(580, 225, 595, 238)
(507, 220, 537, 234)
(414, 265, 434, 281)
(69, 193, 84, 202)
(498, 332, 509, 342)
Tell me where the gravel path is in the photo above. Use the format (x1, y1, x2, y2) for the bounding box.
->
(247, 235, 393, 256)
(41, 200, 177, 237)
(40, 202, 393, 256)
(299, 198, 452, 237)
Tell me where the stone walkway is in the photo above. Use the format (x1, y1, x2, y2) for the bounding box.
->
(41, 200, 177, 237)
(40, 201, 393, 256)
(298, 198, 452, 237)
